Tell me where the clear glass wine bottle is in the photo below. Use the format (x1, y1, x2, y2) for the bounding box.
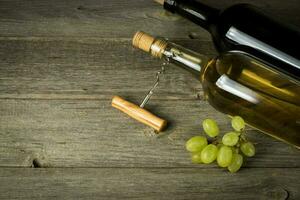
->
(133, 31, 300, 148)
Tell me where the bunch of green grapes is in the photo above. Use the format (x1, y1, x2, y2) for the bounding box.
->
(185, 116, 255, 173)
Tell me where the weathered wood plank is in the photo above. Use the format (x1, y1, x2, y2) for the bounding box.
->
(0, 36, 297, 168)
(0, 168, 299, 199)
(0, 0, 299, 198)
(0, 0, 299, 38)
(0, 38, 214, 98)
(0, 99, 299, 168)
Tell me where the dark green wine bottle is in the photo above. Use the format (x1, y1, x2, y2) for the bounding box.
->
(157, 0, 300, 79)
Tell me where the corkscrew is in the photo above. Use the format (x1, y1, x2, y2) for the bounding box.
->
(140, 64, 165, 108)
(112, 63, 168, 132)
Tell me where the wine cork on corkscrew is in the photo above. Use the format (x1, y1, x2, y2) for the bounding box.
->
(112, 31, 168, 132)
(132, 31, 167, 58)
(132, 31, 155, 53)
(112, 96, 167, 132)
(154, 0, 164, 5)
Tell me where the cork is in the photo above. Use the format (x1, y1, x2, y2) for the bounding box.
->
(132, 31, 167, 58)
(154, 0, 164, 5)
(132, 31, 156, 53)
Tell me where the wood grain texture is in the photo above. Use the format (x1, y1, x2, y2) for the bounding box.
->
(0, 98, 299, 168)
(0, 0, 299, 199)
(0, 38, 214, 98)
(0, 0, 299, 38)
(0, 168, 299, 200)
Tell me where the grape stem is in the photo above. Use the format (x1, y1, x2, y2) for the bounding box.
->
(211, 138, 221, 145)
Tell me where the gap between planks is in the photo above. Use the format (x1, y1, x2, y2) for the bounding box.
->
(0, 36, 211, 42)
(0, 93, 201, 101)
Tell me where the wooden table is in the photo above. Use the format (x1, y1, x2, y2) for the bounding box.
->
(0, 0, 299, 199)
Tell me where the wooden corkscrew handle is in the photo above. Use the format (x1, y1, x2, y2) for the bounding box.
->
(111, 96, 167, 132)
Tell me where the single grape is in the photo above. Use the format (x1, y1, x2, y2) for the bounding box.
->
(222, 132, 239, 146)
(201, 144, 218, 164)
(191, 152, 202, 164)
(217, 145, 233, 167)
(186, 136, 208, 153)
(240, 142, 255, 157)
(227, 153, 243, 173)
(202, 119, 219, 137)
(231, 116, 245, 132)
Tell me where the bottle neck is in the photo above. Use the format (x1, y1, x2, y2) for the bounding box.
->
(163, 0, 219, 29)
(132, 31, 209, 78)
(150, 39, 209, 78)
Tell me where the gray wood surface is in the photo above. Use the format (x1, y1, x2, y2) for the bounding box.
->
(1, 99, 299, 168)
(0, 168, 299, 199)
(0, 0, 299, 199)
(0, 0, 300, 38)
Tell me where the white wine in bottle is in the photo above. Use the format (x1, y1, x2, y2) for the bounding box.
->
(133, 31, 300, 148)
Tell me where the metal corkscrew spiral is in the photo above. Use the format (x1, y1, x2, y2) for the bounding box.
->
(140, 63, 167, 108)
